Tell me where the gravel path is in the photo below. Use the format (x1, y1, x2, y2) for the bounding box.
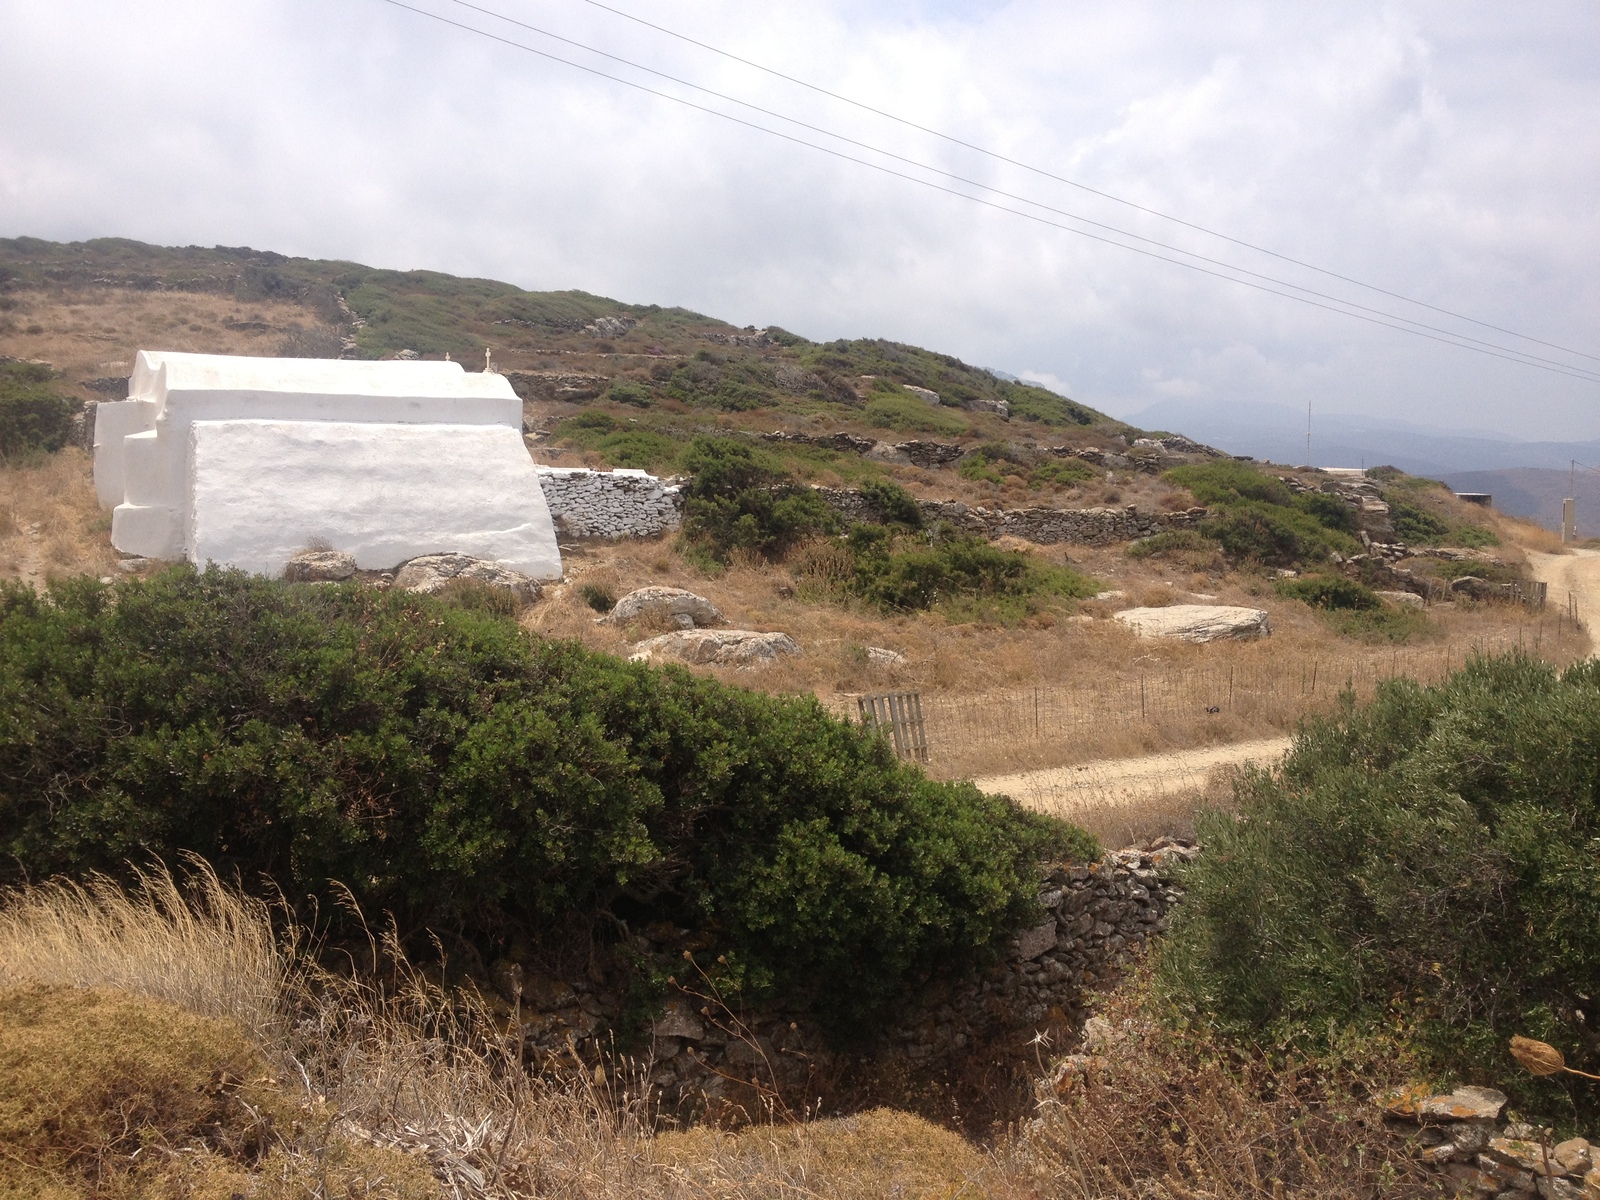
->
(1526, 547, 1600, 641)
(974, 735, 1293, 817)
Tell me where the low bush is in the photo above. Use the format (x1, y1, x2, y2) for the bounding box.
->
(1159, 653, 1600, 1120)
(798, 524, 1099, 620)
(1161, 461, 1362, 567)
(0, 568, 1085, 1030)
(1320, 605, 1433, 643)
(607, 380, 653, 408)
(678, 436, 837, 565)
(0, 361, 74, 459)
(857, 476, 922, 528)
(863, 394, 969, 435)
(1275, 575, 1380, 610)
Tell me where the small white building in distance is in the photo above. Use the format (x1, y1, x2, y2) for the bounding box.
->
(93, 351, 563, 580)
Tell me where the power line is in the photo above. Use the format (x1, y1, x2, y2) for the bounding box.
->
(572, 0, 1600, 367)
(370, 0, 1600, 385)
(437, 0, 1599, 380)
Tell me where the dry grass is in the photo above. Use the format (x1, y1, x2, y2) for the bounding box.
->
(0, 864, 1448, 1199)
(0, 448, 118, 584)
(1000, 975, 1438, 1199)
(0, 863, 1005, 1199)
(538, 534, 1590, 779)
(0, 286, 332, 400)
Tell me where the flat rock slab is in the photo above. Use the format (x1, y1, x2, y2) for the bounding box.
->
(603, 586, 723, 628)
(629, 629, 800, 667)
(1383, 1083, 1506, 1122)
(1113, 604, 1270, 643)
(395, 554, 541, 604)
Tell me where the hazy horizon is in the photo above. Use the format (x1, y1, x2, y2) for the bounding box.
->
(5, 1, 1596, 439)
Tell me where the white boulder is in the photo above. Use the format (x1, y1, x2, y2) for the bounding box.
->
(1113, 604, 1270, 643)
(283, 550, 357, 582)
(394, 554, 541, 604)
(603, 586, 724, 628)
(628, 629, 800, 667)
(1376, 590, 1425, 608)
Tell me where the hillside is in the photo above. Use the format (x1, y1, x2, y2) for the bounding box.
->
(0, 235, 1581, 809)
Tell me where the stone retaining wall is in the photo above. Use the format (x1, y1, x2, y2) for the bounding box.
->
(813, 486, 1208, 547)
(495, 843, 1193, 1117)
(534, 465, 683, 538)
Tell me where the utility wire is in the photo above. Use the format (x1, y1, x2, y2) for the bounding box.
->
(572, 0, 1600, 367)
(372, 0, 1600, 385)
(436, 0, 1597, 379)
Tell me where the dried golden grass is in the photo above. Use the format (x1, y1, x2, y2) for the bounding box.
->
(0, 863, 1005, 1200)
(0, 447, 118, 583)
(0, 287, 328, 399)
(1002, 974, 1438, 1199)
(539, 535, 1589, 779)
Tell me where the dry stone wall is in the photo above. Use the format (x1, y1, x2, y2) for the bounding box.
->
(534, 465, 683, 539)
(813, 486, 1208, 547)
(492, 843, 1193, 1118)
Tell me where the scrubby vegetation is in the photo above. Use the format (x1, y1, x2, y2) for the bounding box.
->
(1163, 460, 1361, 566)
(0, 567, 1087, 1030)
(0, 360, 74, 459)
(1370, 465, 1501, 548)
(1160, 652, 1600, 1122)
(677, 436, 838, 567)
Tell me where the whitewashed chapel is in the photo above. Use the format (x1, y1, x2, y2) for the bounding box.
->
(93, 351, 563, 580)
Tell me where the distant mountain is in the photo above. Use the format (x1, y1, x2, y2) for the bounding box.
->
(1440, 468, 1600, 536)
(1129, 398, 1600, 482)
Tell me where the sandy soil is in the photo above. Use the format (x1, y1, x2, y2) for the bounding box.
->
(1527, 547, 1600, 639)
(974, 735, 1292, 820)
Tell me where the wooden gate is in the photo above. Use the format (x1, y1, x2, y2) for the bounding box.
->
(856, 691, 930, 763)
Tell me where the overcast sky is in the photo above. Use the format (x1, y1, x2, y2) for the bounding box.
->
(3, 0, 1597, 439)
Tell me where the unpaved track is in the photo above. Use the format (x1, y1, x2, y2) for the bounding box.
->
(974, 736, 1292, 818)
(1526, 547, 1600, 642)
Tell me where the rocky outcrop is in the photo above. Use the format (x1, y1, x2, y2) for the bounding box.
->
(603, 586, 723, 629)
(503, 371, 609, 403)
(283, 549, 357, 582)
(628, 629, 800, 667)
(1113, 605, 1271, 643)
(393, 554, 541, 604)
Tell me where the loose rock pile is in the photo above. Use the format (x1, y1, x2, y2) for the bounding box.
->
(1384, 1085, 1600, 1197)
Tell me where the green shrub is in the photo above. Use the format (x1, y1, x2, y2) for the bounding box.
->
(864, 394, 969, 435)
(0, 362, 74, 459)
(552, 414, 682, 471)
(607, 380, 653, 408)
(1275, 575, 1380, 610)
(814, 524, 1097, 618)
(579, 582, 615, 613)
(1321, 605, 1433, 643)
(857, 477, 922, 528)
(0, 568, 1090, 1031)
(1159, 653, 1600, 1117)
(678, 437, 837, 565)
(1160, 462, 1361, 567)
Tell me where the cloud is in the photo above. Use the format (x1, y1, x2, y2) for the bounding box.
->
(2, 0, 1596, 438)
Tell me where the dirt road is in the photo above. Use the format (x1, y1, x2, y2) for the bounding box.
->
(1526, 547, 1600, 639)
(974, 735, 1292, 819)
